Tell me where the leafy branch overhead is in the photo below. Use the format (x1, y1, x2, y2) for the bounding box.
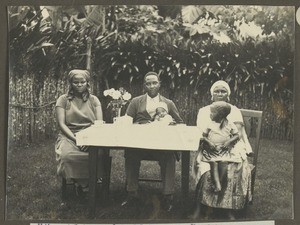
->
(95, 5, 293, 97)
(8, 5, 294, 122)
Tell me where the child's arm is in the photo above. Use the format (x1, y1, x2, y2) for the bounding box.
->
(221, 122, 240, 151)
(164, 114, 175, 124)
(200, 129, 215, 147)
(223, 133, 239, 149)
(201, 136, 216, 149)
(153, 114, 159, 121)
(200, 129, 219, 154)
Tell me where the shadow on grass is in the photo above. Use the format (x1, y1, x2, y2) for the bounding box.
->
(6, 138, 293, 221)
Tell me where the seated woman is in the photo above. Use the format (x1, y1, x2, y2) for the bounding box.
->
(191, 80, 252, 220)
(200, 101, 240, 193)
(55, 69, 104, 196)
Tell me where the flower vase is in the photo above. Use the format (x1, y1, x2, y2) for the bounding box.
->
(117, 107, 121, 117)
(113, 108, 122, 123)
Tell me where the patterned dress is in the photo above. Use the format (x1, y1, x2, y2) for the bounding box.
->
(193, 104, 252, 209)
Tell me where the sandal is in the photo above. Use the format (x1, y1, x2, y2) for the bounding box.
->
(73, 180, 88, 196)
(97, 178, 103, 184)
(81, 185, 89, 193)
(74, 184, 84, 196)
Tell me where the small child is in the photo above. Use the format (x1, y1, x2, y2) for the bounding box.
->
(152, 102, 174, 125)
(200, 101, 239, 192)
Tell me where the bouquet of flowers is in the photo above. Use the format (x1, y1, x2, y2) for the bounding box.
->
(103, 87, 132, 118)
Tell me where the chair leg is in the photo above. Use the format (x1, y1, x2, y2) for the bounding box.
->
(239, 201, 251, 219)
(251, 171, 256, 197)
(181, 151, 190, 198)
(237, 190, 253, 219)
(102, 156, 112, 203)
(62, 177, 67, 200)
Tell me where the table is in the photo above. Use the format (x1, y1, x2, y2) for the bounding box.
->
(76, 123, 201, 217)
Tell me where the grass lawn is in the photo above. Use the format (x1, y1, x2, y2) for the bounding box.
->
(6, 138, 293, 221)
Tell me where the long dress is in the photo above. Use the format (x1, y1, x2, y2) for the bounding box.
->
(193, 103, 252, 209)
(55, 94, 103, 179)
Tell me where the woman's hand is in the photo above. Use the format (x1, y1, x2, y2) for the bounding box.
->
(247, 152, 254, 157)
(79, 145, 89, 152)
(221, 142, 230, 152)
(200, 138, 219, 157)
(202, 149, 211, 160)
(205, 145, 219, 157)
(220, 146, 230, 156)
(223, 141, 231, 149)
(201, 138, 216, 150)
(56, 107, 77, 142)
(215, 145, 223, 152)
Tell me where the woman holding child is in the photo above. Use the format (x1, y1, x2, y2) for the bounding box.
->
(191, 80, 252, 219)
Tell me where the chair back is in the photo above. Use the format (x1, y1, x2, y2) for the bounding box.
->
(240, 109, 263, 168)
(240, 109, 263, 200)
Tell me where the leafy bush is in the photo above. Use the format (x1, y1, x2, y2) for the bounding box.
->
(8, 5, 294, 143)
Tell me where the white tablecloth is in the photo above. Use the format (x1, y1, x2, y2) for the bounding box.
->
(76, 124, 201, 151)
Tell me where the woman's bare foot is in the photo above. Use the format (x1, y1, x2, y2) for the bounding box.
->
(187, 204, 201, 219)
(227, 210, 235, 220)
(203, 206, 213, 219)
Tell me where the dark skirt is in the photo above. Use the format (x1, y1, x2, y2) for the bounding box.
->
(55, 133, 104, 179)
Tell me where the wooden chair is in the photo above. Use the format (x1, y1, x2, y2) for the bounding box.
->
(61, 149, 112, 201)
(61, 176, 108, 200)
(138, 152, 181, 183)
(240, 109, 263, 203)
(138, 155, 163, 183)
(135, 153, 182, 205)
(136, 151, 183, 198)
(137, 110, 262, 200)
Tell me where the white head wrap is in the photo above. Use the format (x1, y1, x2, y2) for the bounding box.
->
(210, 80, 231, 97)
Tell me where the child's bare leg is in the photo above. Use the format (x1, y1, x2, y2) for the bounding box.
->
(211, 162, 221, 192)
(218, 162, 228, 185)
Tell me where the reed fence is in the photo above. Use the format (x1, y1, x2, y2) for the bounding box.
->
(7, 72, 293, 145)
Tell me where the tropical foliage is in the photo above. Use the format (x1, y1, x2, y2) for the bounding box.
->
(8, 5, 294, 143)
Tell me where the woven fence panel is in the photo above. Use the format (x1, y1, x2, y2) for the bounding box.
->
(8, 74, 293, 145)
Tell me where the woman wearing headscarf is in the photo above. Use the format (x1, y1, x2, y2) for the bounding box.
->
(190, 80, 252, 219)
(55, 69, 103, 195)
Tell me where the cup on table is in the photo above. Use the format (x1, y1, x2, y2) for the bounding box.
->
(113, 116, 133, 125)
(94, 120, 105, 126)
(176, 123, 186, 126)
